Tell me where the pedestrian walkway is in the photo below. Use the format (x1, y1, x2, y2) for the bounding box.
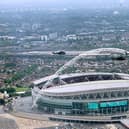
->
(0, 117, 19, 129)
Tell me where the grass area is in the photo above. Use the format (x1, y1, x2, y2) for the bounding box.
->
(15, 87, 30, 92)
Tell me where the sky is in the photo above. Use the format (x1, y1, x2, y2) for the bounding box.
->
(0, 0, 127, 9)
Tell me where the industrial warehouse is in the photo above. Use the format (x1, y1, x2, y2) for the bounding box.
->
(32, 48, 129, 123)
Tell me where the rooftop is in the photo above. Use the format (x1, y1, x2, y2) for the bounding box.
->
(42, 80, 129, 95)
(33, 72, 129, 86)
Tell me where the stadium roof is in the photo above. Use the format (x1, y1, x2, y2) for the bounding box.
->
(42, 80, 129, 95)
(33, 72, 129, 86)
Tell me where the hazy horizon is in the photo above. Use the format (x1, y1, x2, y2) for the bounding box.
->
(0, 0, 128, 9)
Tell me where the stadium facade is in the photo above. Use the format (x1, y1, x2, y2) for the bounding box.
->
(32, 48, 129, 122)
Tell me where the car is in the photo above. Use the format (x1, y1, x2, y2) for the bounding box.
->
(52, 51, 66, 55)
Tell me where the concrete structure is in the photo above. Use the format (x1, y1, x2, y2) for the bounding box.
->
(32, 48, 129, 122)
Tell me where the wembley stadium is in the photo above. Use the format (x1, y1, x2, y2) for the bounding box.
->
(31, 48, 129, 122)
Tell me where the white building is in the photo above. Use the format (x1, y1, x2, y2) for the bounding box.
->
(41, 35, 48, 41)
(66, 34, 77, 40)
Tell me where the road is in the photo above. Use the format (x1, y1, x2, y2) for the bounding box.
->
(8, 51, 85, 56)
